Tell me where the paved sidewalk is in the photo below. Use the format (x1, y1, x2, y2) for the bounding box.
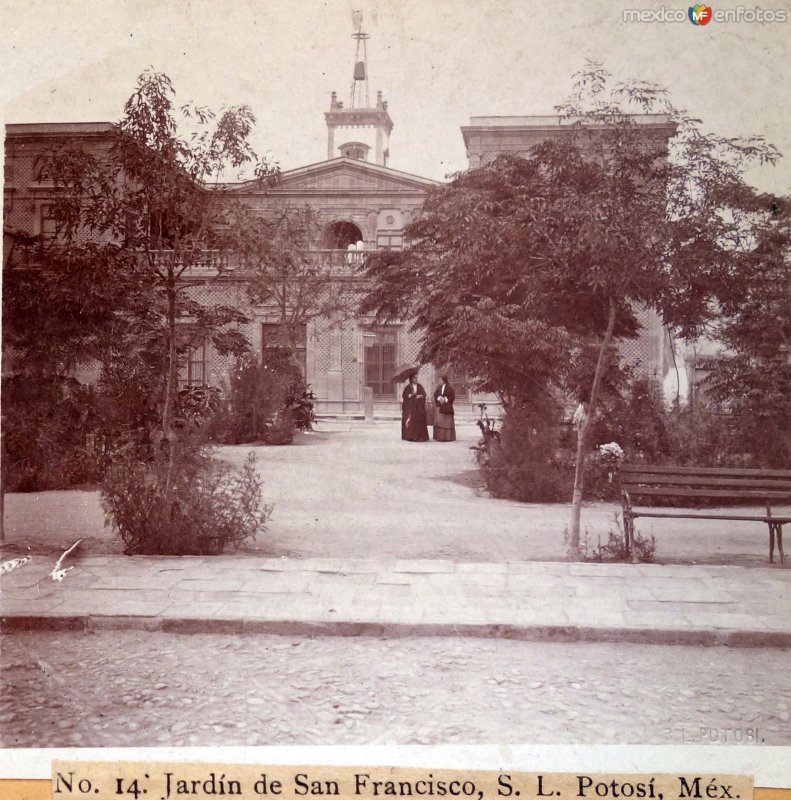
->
(2, 554, 789, 647)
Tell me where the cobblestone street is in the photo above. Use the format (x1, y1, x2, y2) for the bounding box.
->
(2, 630, 789, 747)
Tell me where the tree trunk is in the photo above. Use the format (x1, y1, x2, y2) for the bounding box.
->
(161, 276, 179, 501)
(161, 276, 178, 435)
(280, 319, 304, 374)
(279, 277, 302, 373)
(567, 297, 618, 560)
(0, 425, 5, 543)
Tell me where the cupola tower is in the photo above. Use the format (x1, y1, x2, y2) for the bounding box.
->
(325, 11, 394, 166)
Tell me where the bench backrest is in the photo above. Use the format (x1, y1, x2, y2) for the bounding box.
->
(619, 465, 791, 502)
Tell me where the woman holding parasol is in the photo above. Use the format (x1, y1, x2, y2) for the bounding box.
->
(397, 368, 429, 442)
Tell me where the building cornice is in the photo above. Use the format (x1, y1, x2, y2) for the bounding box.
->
(6, 122, 116, 140)
(224, 156, 438, 193)
(461, 113, 677, 150)
(325, 109, 394, 136)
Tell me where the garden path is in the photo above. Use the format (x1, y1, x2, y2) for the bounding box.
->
(3, 420, 784, 566)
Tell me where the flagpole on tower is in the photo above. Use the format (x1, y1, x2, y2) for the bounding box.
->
(350, 10, 370, 109)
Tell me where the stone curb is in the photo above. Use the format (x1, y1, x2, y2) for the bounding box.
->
(3, 614, 790, 648)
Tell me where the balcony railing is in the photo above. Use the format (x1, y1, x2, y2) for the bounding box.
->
(6, 241, 384, 279)
(152, 247, 375, 277)
(149, 249, 229, 277)
(309, 245, 376, 273)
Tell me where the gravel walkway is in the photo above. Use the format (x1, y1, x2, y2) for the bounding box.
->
(2, 423, 786, 567)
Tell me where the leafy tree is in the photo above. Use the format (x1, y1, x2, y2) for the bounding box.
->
(242, 205, 360, 364)
(705, 196, 791, 466)
(3, 70, 281, 550)
(360, 63, 786, 559)
(2, 195, 150, 495)
(359, 154, 584, 402)
(39, 68, 277, 444)
(43, 71, 277, 433)
(2, 241, 142, 379)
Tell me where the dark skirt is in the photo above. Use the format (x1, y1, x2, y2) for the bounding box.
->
(402, 410, 429, 441)
(433, 411, 456, 442)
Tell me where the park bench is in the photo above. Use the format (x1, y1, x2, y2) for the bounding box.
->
(620, 465, 791, 565)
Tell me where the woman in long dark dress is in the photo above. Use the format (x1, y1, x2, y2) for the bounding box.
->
(433, 375, 456, 442)
(401, 373, 429, 442)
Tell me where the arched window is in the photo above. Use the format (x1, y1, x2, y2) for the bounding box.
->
(322, 220, 363, 250)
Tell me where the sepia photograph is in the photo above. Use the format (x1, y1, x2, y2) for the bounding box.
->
(1, 0, 790, 759)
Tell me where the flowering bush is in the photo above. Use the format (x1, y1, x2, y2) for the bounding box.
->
(597, 441, 625, 463)
(584, 441, 626, 501)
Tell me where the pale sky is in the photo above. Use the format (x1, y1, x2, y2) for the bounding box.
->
(2, 0, 790, 193)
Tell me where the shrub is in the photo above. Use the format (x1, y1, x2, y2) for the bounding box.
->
(1, 375, 106, 491)
(475, 380, 670, 504)
(590, 375, 670, 464)
(475, 369, 788, 506)
(475, 394, 572, 502)
(262, 409, 296, 445)
(286, 383, 317, 433)
(175, 385, 222, 427)
(726, 412, 791, 468)
(207, 350, 314, 444)
(663, 400, 791, 469)
(604, 374, 788, 469)
(101, 440, 273, 555)
(95, 344, 167, 442)
(663, 404, 741, 466)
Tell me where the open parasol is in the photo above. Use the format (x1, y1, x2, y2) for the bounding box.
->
(390, 363, 421, 383)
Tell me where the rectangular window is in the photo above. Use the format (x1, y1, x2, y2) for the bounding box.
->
(376, 233, 403, 250)
(39, 204, 58, 240)
(179, 343, 207, 387)
(262, 323, 307, 377)
(365, 327, 398, 400)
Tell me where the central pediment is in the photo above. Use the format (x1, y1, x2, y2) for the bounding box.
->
(232, 157, 438, 196)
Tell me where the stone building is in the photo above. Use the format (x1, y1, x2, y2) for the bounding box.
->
(2, 66, 446, 418)
(3, 34, 681, 419)
(3, 122, 117, 386)
(225, 151, 439, 418)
